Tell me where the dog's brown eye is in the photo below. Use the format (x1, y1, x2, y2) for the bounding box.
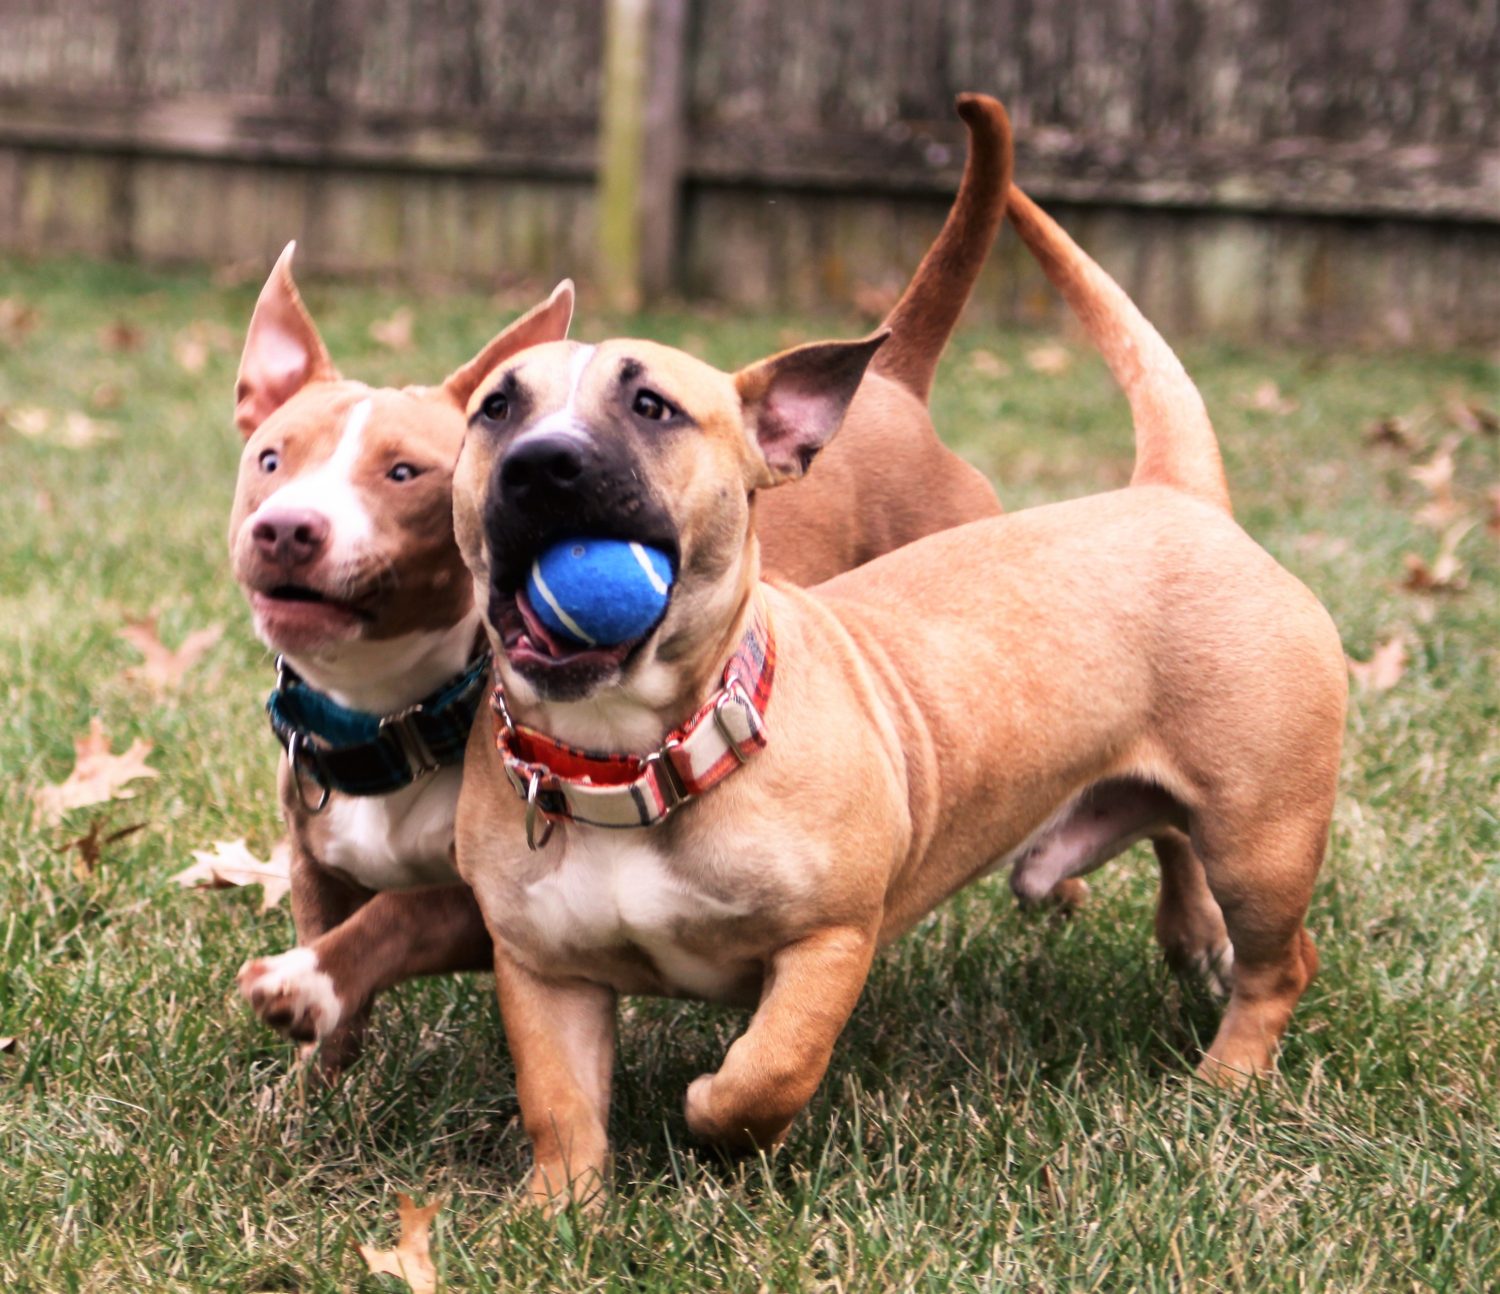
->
(388, 462, 420, 483)
(632, 389, 671, 421)
(480, 390, 509, 421)
(259, 449, 279, 473)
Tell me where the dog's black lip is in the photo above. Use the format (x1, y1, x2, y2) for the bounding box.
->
(258, 583, 375, 620)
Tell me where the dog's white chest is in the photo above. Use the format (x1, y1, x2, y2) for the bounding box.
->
(520, 835, 746, 999)
(318, 766, 462, 890)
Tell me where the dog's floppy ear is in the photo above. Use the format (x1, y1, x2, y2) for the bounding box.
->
(234, 242, 338, 437)
(443, 280, 575, 409)
(734, 331, 889, 486)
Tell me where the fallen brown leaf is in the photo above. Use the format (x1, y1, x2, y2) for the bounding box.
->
(33, 719, 158, 825)
(1401, 521, 1474, 595)
(56, 817, 148, 882)
(173, 839, 291, 912)
(0, 296, 39, 344)
(57, 411, 117, 449)
(1409, 435, 1465, 530)
(358, 1194, 442, 1294)
(119, 617, 224, 694)
(370, 307, 415, 351)
(1025, 343, 1072, 376)
(100, 320, 145, 352)
(1445, 397, 1499, 439)
(1347, 635, 1408, 692)
(12, 406, 118, 448)
(1486, 484, 1500, 536)
(1237, 380, 1299, 416)
(969, 348, 1011, 380)
(851, 281, 900, 320)
(172, 334, 210, 374)
(88, 381, 124, 412)
(6, 406, 53, 438)
(1365, 415, 1418, 452)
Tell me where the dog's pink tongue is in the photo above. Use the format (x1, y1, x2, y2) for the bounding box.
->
(516, 589, 573, 658)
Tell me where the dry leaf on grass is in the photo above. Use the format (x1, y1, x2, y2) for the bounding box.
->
(173, 839, 291, 911)
(1409, 436, 1466, 530)
(1236, 380, 1300, 416)
(0, 297, 39, 344)
(6, 406, 54, 438)
(33, 718, 158, 825)
(370, 307, 415, 351)
(1025, 343, 1072, 376)
(1401, 521, 1474, 595)
(851, 281, 900, 320)
(172, 334, 210, 374)
(1444, 397, 1499, 439)
(969, 348, 1011, 380)
(11, 406, 118, 449)
(119, 617, 223, 693)
(358, 1194, 442, 1294)
(1365, 415, 1419, 452)
(1486, 484, 1500, 536)
(56, 817, 148, 881)
(1347, 636, 1408, 692)
(100, 320, 145, 352)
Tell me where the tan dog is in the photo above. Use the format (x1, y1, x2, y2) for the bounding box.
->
(450, 187, 1347, 1209)
(231, 95, 1012, 1069)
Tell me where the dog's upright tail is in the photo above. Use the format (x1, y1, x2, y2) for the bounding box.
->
(1007, 187, 1232, 514)
(870, 94, 1014, 405)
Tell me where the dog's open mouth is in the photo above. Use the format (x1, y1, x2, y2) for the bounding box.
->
(488, 531, 678, 696)
(249, 582, 374, 649)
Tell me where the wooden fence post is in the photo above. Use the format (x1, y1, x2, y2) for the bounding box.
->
(598, 0, 687, 312)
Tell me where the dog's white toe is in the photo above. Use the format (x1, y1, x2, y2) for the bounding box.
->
(237, 947, 344, 1041)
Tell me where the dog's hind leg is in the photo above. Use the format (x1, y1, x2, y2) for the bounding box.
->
(1192, 813, 1327, 1085)
(1152, 828, 1232, 997)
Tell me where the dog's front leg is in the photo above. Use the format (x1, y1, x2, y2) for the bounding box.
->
(495, 948, 617, 1213)
(685, 925, 875, 1152)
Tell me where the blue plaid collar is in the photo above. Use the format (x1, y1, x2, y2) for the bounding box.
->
(266, 647, 491, 809)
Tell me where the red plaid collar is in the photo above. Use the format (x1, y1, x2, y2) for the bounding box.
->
(492, 598, 775, 846)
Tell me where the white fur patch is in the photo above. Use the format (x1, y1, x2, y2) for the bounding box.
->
(252, 397, 374, 562)
(522, 834, 746, 1000)
(515, 344, 597, 444)
(319, 764, 463, 890)
(239, 946, 343, 1039)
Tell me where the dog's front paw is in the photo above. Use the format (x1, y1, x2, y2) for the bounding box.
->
(685, 1073, 793, 1152)
(238, 947, 345, 1042)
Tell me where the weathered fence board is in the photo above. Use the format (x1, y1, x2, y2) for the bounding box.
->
(1, 0, 1497, 343)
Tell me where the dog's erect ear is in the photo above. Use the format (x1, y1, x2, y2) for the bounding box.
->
(234, 242, 338, 437)
(734, 331, 889, 486)
(443, 280, 575, 409)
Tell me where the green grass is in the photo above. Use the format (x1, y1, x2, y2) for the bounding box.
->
(1, 254, 1497, 1292)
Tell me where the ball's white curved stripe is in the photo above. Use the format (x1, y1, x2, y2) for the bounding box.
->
(629, 542, 671, 596)
(530, 563, 597, 645)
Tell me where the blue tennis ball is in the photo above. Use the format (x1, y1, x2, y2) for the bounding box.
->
(526, 537, 675, 648)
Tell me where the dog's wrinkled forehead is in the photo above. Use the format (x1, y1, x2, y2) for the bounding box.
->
(467, 338, 739, 442)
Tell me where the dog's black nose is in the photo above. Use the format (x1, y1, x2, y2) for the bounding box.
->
(252, 508, 329, 566)
(498, 432, 588, 512)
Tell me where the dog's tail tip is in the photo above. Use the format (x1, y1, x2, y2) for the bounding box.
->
(871, 92, 1014, 404)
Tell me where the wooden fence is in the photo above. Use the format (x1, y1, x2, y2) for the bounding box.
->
(1, 0, 1497, 344)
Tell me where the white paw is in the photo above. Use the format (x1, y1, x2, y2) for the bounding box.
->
(238, 947, 344, 1042)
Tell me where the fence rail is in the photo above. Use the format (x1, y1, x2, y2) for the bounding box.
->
(2, 0, 1498, 343)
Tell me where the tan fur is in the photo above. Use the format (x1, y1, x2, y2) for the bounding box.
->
(230, 95, 1014, 1071)
(451, 186, 1346, 1211)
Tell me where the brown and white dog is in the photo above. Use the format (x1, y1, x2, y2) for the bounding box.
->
(231, 95, 1014, 1071)
(448, 185, 1347, 1210)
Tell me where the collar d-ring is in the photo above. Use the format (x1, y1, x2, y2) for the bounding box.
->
(524, 769, 555, 851)
(287, 730, 331, 815)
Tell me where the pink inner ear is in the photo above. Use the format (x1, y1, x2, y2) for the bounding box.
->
(758, 385, 832, 471)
